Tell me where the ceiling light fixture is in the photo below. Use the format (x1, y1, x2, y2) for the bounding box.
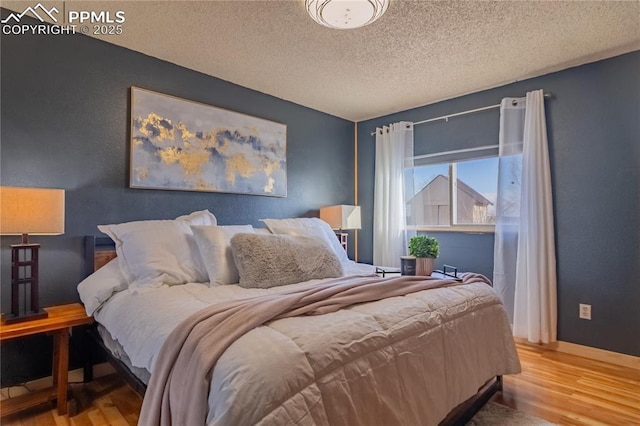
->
(306, 0, 390, 30)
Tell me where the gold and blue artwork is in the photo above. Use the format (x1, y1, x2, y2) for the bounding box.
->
(130, 87, 287, 197)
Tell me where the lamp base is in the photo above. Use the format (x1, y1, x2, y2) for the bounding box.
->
(1, 310, 48, 325)
(335, 232, 348, 251)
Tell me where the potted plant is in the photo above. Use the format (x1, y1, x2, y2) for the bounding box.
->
(408, 235, 439, 276)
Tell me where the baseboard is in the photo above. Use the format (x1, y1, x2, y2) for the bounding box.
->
(0, 362, 115, 400)
(516, 338, 640, 370)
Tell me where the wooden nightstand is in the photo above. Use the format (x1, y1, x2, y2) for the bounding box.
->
(0, 303, 93, 417)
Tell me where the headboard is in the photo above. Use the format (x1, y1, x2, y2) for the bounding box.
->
(84, 235, 117, 277)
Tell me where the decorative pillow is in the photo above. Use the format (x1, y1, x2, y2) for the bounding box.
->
(97, 220, 208, 289)
(253, 227, 272, 235)
(230, 233, 343, 289)
(260, 217, 352, 265)
(191, 225, 255, 286)
(175, 210, 217, 226)
(269, 225, 335, 250)
(77, 258, 128, 316)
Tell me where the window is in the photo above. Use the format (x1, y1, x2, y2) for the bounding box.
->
(406, 155, 499, 231)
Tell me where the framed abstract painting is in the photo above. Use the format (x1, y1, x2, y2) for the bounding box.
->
(130, 87, 287, 197)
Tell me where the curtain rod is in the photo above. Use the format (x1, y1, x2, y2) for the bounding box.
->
(371, 92, 553, 136)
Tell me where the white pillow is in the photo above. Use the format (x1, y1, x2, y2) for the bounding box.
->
(175, 210, 217, 226)
(260, 217, 352, 265)
(268, 225, 335, 251)
(77, 258, 127, 316)
(191, 225, 255, 285)
(253, 227, 272, 235)
(97, 220, 208, 289)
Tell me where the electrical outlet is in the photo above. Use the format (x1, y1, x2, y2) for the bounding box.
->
(579, 303, 591, 320)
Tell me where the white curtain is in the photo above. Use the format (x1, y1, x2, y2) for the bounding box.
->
(494, 89, 557, 343)
(493, 98, 525, 324)
(373, 122, 414, 267)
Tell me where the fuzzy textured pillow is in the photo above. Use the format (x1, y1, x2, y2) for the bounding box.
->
(230, 233, 343, 289)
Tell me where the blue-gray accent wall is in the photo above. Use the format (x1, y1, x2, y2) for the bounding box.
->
(357, 51, 640, 357)
(0, 13, 355, 385)
(2, 8, 637, 386)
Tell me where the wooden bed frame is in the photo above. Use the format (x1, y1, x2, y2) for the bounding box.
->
(83, 235, 502, 425)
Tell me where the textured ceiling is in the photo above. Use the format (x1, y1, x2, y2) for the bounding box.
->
(4, 1, 639, 121)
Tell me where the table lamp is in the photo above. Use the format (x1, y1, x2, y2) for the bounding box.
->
(320, 204, 361, 251)
(1, 186, 65, 324)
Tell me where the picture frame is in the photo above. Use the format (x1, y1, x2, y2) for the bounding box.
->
(129, 87, 287, 197)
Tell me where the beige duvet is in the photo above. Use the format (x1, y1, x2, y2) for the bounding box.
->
(135, 274, 521, 425)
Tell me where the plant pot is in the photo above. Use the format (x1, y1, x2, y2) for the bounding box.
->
(415, 257, 435, 276)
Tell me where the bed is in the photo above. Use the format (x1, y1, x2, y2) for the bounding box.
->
(79, 211, 521, 425)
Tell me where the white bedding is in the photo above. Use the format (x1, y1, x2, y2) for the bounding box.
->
(93, 262, 376, 372)
(92, 263, 520, 425)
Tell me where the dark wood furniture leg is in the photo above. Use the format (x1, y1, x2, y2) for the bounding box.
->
(52, 329, 70, 415)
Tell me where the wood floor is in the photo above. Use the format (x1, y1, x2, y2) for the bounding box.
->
(493, 343, 640, 425)
(2, 343, 638, 425)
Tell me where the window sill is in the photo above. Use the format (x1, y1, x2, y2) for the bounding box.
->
(413, 226, 495, 234)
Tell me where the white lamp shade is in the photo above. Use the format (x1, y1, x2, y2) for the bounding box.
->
(320, 205, 361, 230)
(306, 0, 389, 29)
(0, 187, 65, 235)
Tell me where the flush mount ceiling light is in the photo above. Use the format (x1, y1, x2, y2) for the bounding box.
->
(306, 0, 390, 29)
